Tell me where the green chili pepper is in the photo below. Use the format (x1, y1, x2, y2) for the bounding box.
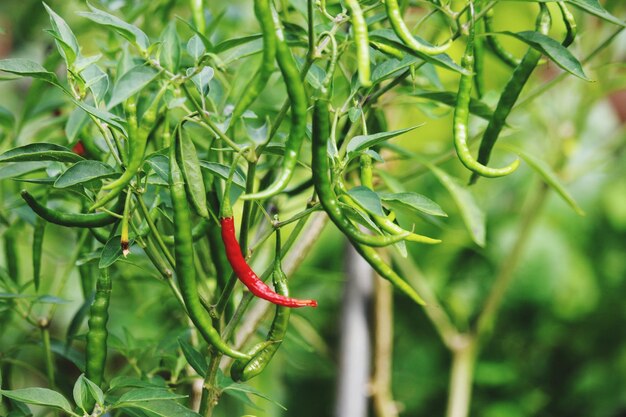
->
(4, 226, 19, 282)
(169, 135, 250, 360)
(78, 234, 96, 300)
(231, 228, 291, 381)
(190, 0, 206, 34)
(469, 4, 551, 185)
(120, 191, 132, 257)
(21, 190, 124, 228)
(336, 182, 441, 244)
(32, 214, 46, 291)
(241, 5, 308, 200)
(160, 219, 208, 245)
(92, 87, 166, 210)
(483, 8, 521, 68)
(312, 92, 409, 247)
(473, 11, 486, 98)
(230, 0, 277, 123)
(384, 0, 451, 56)
(454, 13, 520, 178)
(345, 0, 372, 87)
(558, 2, 577, 48)
(86, 267, 111, 387)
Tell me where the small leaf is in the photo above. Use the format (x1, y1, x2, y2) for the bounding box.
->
(380, 192, 447, 217)
(0, 143, 84, 163)
(214, 34, 263, 53)
(99, 235, 132, 268)
(412, 91, 494, 121)
(0, 162, 49, 180)
(146, 154, 170, 182)
(507, 146, 585, 216)
(176, 128, 209, 217)
(187, 35, 206, 62)
(43, 3, 79, 67)
(0, 59, 58, 84)
(54, 161, 117, 188)
(77, 3, 150, 51)
(0, 388, 74, 415)
(65, 107, 90, 143)
(368, 29, 468, 74)
(346, 186, 385, 217)
(108, 65, 159, 108)
(160, 22, 181, 73)
(499, 30, 589, 80)
(429, 165, 485, 246)
(178, 338, 208, 377)
(69, 100, 127, 136)
(189, 66, 214, 97)
(82, 64, 109, 104)
(108, 377, 166, 390)
(198, 161, 246, 188)
(117, 389, 187, 404)
(114, 400, 201, 417)
(346, 125, 421, 159)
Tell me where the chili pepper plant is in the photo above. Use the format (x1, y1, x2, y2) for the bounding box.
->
(0, 0, 624, 416)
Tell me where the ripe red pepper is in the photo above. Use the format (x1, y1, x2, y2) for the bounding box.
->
(221, 216, 317, 308)
(72, 140, 86, 156)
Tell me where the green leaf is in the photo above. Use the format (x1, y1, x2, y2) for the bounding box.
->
(0, 388, 74, 415)
(146, 154, 169, 182)
(69, 100, 127, 136)
(117, 389, 187, 404)
(346, 125, 421, 159)
(0, 143, 83, 163)
(43, 3, 79, 67)
(160, 22, 181, 73)
(176, 17, 214, 51)
(222, 382, 287, 411)
(412, 91, 494, 121)
(77, 3, 150, 51)
(346, 186, 385, 217)
(379, 192, 448, 217)
(214, 34, 263, 53)
(99, 235, 132, 268)
(368, 29, 468, 74)
(499, 31, 589, 80)
(176, 128, 209, 218)
(565, 0, 625, 27)
(65, 108, 90, 143)
(506, 0, 625, 27)
(198, 161, 246, 188)
(82, 64, 109, 104)
(54, 160, 117, 188)
(178, 338, 208, 377)
(73, 374, 104, 412)
(506, 146, 585, 216)
(189, 66, 214, 97)
(371, 54, 420, 84)
(108, 377, 166, 390)
(0, 162, 49, 180)
(429, 165, 486, 247)
(187, 35, 206, 62)
(108, 65, 159, 108)
(115, 400, 200, 417)
(0, 59, 58, 84)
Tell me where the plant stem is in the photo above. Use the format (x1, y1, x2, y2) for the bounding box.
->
(445, 335, 476, 417)
(40, 324, 55, 388)
(136, 194, 176, 268)
(371, 278, 399, 417)
(474, 182, 549, 342)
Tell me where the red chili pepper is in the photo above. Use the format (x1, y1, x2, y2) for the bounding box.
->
(72, 140, 86, 156)
(221, 216, 317, 308)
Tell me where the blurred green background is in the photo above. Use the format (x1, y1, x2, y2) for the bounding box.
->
(1, 1, 626, 416)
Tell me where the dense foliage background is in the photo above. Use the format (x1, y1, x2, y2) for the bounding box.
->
(0, 1, 625, 416)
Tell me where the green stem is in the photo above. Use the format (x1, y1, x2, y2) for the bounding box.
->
(40, 324, 55, 388)
(136, 195, 176, 268)
(182, 84, 244, 153)
(474, 183, 549, 342)
(445, 336, 476, 417)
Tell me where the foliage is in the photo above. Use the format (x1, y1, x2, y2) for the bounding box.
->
(0, 0, 625, 417)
